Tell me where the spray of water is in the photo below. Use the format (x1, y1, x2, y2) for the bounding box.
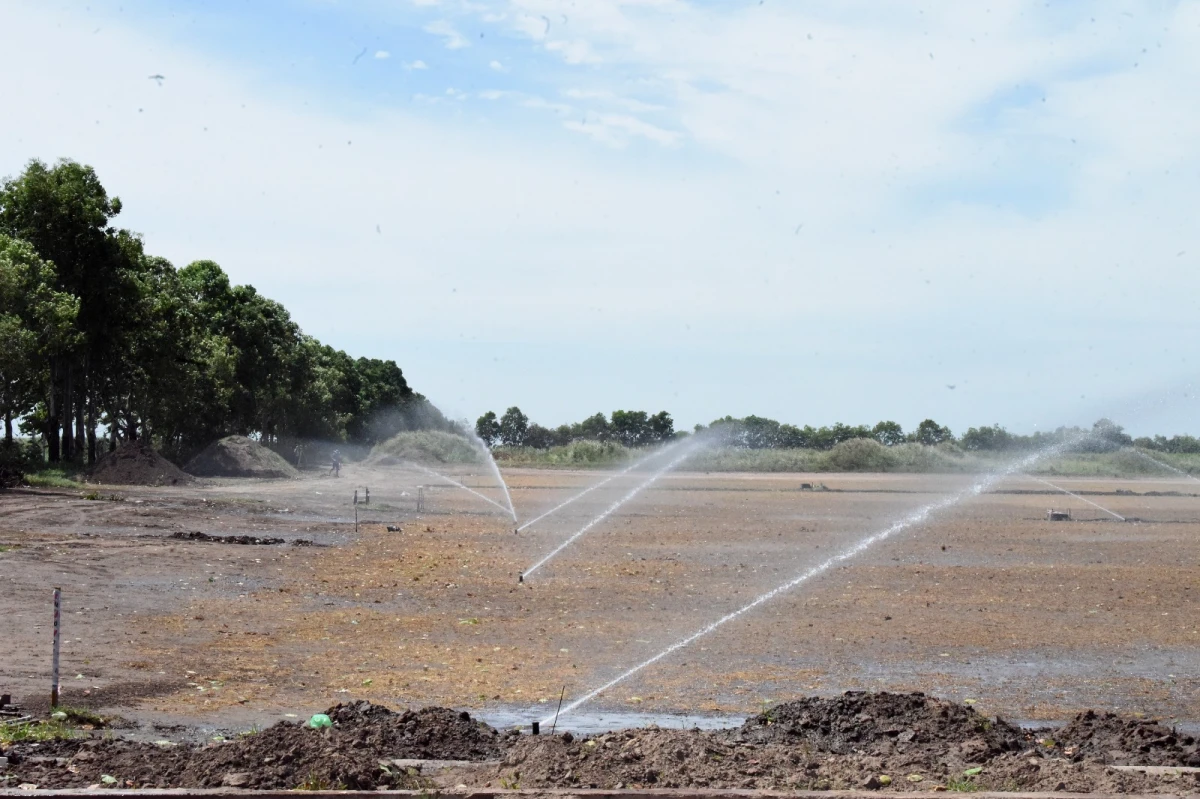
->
(408, 462, 511, 515)
(1126, 448, 1200, 483)
(522, 442, 703, 580)
(517, 440, 689, 533)
(1024, 474, 1125, 521)
(465, 428, 518, 522)
(545, 442, 1069, 722)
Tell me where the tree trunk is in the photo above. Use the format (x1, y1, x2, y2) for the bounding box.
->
(87, 394, 97, 465)
(4, 410, 11, 445)
(47, 360, 60, 462)
(75, 385, 85, 465)
(61, 363, 74, 462)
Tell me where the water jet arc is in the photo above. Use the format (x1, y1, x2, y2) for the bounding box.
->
(408, 463, 511, 515)
(544, 444, 1068, 723)
(466, 430, 517, 521)
(1127, 448, 1200, 483)
(1024, 474, 1125, 521)
(517, 440, 688, 533)
(522, 443, 700, 580)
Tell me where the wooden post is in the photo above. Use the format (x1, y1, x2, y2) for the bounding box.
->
(51, 587, 61, 708)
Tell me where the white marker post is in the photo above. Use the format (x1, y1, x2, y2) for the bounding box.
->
(51, 587, 62, 708)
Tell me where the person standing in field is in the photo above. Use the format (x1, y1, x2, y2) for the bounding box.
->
(329, 449, 341, 477)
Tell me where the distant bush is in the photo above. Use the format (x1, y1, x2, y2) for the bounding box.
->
(827, 439, 898, 471)
(494, 440, 634, 467)
(683, 447, 826, 473)
(0, 438, 44, 470)
(369, 431, 482, 465)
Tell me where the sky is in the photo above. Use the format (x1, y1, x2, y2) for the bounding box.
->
(2, 0, 1199, 436)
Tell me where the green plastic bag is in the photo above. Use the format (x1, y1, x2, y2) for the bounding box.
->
(308, 713, 332, 729)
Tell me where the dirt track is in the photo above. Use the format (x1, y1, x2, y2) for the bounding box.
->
(0, 465, 1197, 733)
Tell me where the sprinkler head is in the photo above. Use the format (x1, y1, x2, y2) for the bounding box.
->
(518, 574, 524, 583)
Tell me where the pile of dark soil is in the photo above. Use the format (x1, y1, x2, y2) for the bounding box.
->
(735, 691, 1025, 759)
(492, 728, 1184, 794)
(88, 442, 192, 487)
(488, 693, 1199, 794)
(169, 531, 315, 546)
(1055, 710, 1200, 766)
(184, 435, 298, 479)
(4, 702, 502, 790)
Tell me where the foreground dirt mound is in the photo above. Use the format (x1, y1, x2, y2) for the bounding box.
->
(324, 701, 506, 760)
(184, 435, 298, 479)
(736, 691, 1025, 758)
(89, 442, 192, 486)
(1055, 709, 1200, 766)
(492, 728, 1182, 794)
(4, 703, 501, 790)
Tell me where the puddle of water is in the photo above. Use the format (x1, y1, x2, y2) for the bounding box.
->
(475, 706, 744, 735)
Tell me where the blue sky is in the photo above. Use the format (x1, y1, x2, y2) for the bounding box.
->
(3, 0, 1199, 436)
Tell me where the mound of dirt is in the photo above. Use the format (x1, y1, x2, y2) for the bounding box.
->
(89, 442, 192, 486)
(184, 435, 298, 479)
(4, 702, 502, 790)
(735, 691, 1025, 759)
(492, 727, 1180, 794)
(1055, 710, 1200, 766)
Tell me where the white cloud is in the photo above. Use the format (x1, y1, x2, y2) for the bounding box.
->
(424, 19, 468, 50)
(488, 59, 507, 72)
(374, 50, 390, 59)
(404, 59, 429, 70)
(564, 113, 680, 147)
(544, 38, 599, 65)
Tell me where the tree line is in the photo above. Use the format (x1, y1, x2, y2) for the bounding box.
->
(701, 416, 1143, 453)
(0, 158, 425, 467)
(475, 408, 1168, 455)
(476, 408, 675, 448)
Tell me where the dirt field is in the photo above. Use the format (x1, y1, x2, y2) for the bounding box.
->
(1, 463, 1197, 738)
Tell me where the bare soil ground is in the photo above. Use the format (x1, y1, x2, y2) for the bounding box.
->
(1, 464, 1197, 792)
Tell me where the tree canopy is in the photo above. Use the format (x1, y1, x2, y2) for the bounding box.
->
(0, 158, 422, 464)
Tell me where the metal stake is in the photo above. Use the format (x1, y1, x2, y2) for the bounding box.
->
(51, 587, 61, 708)
(550, 685, 566, 735)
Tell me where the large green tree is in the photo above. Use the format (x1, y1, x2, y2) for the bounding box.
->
(0, 235, 78, 445)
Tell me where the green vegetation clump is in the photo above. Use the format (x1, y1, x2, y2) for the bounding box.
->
(22, 468, 85, 488)
(0, 719, 76, 745)
(370, 431, 482, 465)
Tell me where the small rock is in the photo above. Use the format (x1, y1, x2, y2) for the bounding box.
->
(223, 772, 252, 787)
(18, 784, 38, 791)
(907, 773, 924, 782)
(561, 731, 573, 743)
(863, 775, 881, 789)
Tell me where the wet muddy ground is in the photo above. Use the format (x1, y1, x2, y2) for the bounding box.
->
(0, 465, 1197, 738)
